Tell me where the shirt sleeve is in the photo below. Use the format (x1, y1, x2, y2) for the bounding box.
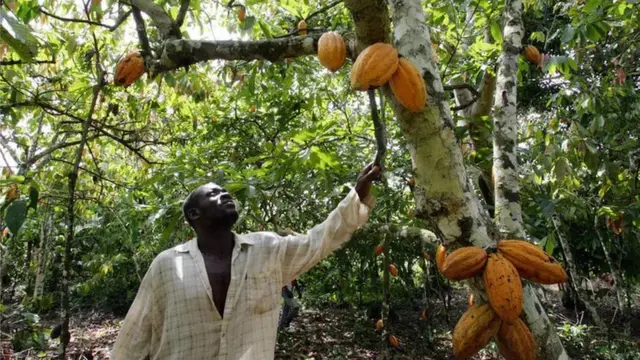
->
(278, 188, 375, 283)
(110, 261, 156, 360)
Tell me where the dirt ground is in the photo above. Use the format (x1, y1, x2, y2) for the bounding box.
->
(8, 288, 640, 359)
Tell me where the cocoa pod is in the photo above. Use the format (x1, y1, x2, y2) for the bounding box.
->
(483, 253, 523, 323)
(497, 317, 536, 360)
(435, 244, 446, 273)
(440, 246, 487, 280)
(453, 304, 502, 359)
(498, 240, 568, 284)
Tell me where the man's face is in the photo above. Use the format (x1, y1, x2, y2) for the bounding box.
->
(189, 183, 238, 226)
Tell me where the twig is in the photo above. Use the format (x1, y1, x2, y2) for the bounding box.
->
(131, 7, 151, 55)
(451, 95, 480, 111)
(443, 83, 480, 96)
(368, 89, 386, 168)
(176, 0, 190, 27)
(50, 157, 134, 189)
(441, 0, 480, 81)
(0, 59, 55, 66)
(38, 7, 132, 31)
(305, 0, 343, 22)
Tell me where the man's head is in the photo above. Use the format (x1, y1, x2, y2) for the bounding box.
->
(183, 182, 239, 230)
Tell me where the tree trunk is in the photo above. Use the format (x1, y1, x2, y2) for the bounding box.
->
(552, 215, 605, 328)
(488, 0, 569, 358)
(492, 0, 525, 238)
(33, 211, 52, 299)
(60, 73, 104, 358)
(593, 214, 625, 313)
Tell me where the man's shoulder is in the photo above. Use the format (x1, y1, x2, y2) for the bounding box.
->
(149, 240, 193, 267)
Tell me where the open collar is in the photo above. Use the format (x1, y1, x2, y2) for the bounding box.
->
(175, 232, 256, 254)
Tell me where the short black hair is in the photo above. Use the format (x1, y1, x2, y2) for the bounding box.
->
(183, 190, 198, 227)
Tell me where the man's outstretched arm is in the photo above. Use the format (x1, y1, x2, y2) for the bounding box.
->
(278, 163, 381, 282)
(110, 263, 156, 360)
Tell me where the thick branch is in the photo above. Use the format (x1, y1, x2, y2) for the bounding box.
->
(131, 7, 151, 55)
(152, 35, 344, 74)
(343, 0, 390, 52)
(0, 59, 55, 66)
(125, 0, 181, 39)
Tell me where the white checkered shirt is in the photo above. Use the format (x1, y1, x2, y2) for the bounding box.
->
(110, 188, 374, 360)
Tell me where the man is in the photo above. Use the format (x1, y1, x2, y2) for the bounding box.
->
(111, 163, 381, 360)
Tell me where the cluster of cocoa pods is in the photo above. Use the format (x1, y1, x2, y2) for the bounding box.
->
(436, 240, 568, 360)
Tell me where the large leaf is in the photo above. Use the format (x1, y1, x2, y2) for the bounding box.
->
(0, 8, 40, 61)
(5, 198, 27, 235)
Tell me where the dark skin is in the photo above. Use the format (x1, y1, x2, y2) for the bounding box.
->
(186, 163, 381, 317)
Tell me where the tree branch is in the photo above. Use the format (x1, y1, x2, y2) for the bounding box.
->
(50, 157, 135, 189)
(38, 7, 132, 31)
(451, 95, 481, 111)
(151, 35, 340, 74)
(443, 83, 480, 97)
(124, 0, 181, 40)
(176, 0, 190, 27)
(131, 6, 151, 55)
(306, 0, 343, 22)
(0, 59, 55, 66)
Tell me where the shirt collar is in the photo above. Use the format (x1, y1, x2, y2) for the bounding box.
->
(175, 232, 256, 253)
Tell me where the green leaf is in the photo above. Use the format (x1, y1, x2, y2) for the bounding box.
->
(0, 8, 40, 61)
(258, 20, 273, 39)
(161, 212, 181, 244)
(5, 199, 28, 236)
(561, 25, 575, 43)
(240, 16, 257, 31)
(490, 21, 503, 44)
(529, 31, 546, 43)
(545, 233, 556, 255)
(583, 0, 602, 13)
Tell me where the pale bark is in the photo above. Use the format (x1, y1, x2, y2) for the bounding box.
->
(492, 0, 524, 238)
(378, 0, 495, 248)
(33, 211, 52, 299)
(489, 1, 569, 358)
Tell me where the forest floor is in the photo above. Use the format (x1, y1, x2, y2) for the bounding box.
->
(9, 287, 640, 359)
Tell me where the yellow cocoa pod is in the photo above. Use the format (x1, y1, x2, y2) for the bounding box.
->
(498, 240, 568, 284)
(350, 43, 398, 91)
(453, 304, 502, 359)
(317, 31, 346, 72)
(497, 317, 536, 360)
(440, 246, 488, 280)
(389, 57, 427, 112)
(435, 244, 446, 273)
(483, 253, 523, 323)
(523, 45, 541, 66)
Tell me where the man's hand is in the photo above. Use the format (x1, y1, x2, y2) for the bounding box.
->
(355, 162, 382, 200)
